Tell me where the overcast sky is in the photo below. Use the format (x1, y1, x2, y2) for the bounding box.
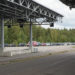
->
(34, 0, 75, 29)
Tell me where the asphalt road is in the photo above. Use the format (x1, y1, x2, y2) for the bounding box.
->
(0, 52, 75, 75)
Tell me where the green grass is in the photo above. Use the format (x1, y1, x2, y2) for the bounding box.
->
(72, 46, 75, 48)
(48, 51, 68, 55)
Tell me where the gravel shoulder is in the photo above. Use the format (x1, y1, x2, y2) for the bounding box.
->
(0, 45, 75, 63)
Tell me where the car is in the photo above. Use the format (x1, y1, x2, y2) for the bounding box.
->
(46, 43, 50, 46)
(27, 41, 38, 46)
(41, 43, 46, 46)
(4, 43, 9, 47)
(9, 44, 16, 47)
(18, 43, 26, 47)
(37, 42, 41, 46)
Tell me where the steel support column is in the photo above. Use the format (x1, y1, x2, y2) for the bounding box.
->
(1, 17, 4, 50)
(30, 18, 33, 52)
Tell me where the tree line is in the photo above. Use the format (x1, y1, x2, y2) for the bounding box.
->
(4, 24, 75, 45)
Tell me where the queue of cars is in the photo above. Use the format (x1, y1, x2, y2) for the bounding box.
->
(4, 41, 47, 47)
(4, 43, 26, 47)
(4, 42, 75, 47)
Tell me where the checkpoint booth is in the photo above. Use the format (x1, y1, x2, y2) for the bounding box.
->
(0, 0, 63, 56)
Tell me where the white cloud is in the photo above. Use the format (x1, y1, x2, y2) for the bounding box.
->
(34, 0, 75, 29)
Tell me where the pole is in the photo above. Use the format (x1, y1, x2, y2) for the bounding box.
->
(1, 17, 4, 50)
(30, 18, 33, 52)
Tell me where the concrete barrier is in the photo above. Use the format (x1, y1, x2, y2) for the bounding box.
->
(0, 47, 32, 56)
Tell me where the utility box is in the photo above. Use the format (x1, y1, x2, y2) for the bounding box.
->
(33, 48, 38, 53)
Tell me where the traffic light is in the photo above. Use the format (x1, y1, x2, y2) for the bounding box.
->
(8, 25, 11, 28)
(19, 23, 24, 28)
(50, 23, 54, 27)
(70, 7, 72, 10)
(17, 18, 27, 28)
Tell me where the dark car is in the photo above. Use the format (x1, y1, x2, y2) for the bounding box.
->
(37, 42, 41, 46)
(4, 43, 9, 47)
(9, 44, 16, 47)
(18, 43, 26, 47)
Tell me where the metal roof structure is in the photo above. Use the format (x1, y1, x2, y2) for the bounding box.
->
(60, 0, 75, 9)
(0, 0, 63, 22)
(0, 0, 63, 56)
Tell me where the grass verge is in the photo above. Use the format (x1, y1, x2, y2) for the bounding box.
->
(72, 46, 75, 48)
